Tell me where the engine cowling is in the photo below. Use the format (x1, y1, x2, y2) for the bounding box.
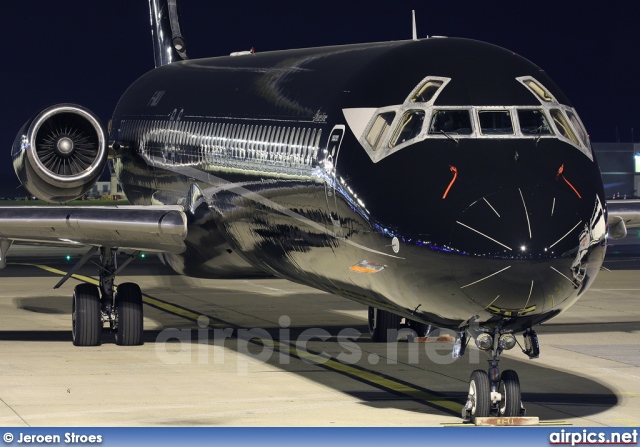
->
(12, 104, 107, 203)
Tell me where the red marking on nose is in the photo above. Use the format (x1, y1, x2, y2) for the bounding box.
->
(442, 165, 458, 199)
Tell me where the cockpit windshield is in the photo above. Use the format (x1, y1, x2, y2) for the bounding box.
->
(478, 110, 513, 135)
(429, 110, 472, 135)
(390, 110, 425, 147)
(355, 75, 593, 162)
(518, 110, 553, 136)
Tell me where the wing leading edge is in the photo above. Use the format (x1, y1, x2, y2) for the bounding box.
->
(607, 199, 640, 239)
(0, 205, 187, 263)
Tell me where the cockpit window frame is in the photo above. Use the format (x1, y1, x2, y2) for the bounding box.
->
(476, 108, 514, 137)
(517, 76, 557, 103)
(355, 75, 593, 164)
(359, 76, 451, 161)
(405, 76, 451, 106)
(428, 108, 474, 136)
(517, 75, 592, 160)
(390, 109, 426, 148)
(516, 109, 554, 137)
(365, 110, 396, 151)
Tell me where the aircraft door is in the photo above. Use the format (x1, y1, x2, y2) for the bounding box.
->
(325, 125, 345, 231)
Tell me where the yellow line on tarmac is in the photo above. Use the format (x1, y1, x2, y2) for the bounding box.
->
(19, 261, 464, 415)
(260, 340, 463, 414)
(14, 262, 98, 286)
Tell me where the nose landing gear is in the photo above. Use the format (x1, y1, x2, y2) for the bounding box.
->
(462, 327, 536, 423)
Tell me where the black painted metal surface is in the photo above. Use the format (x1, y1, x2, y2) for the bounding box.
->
(109, 37, 607, 332)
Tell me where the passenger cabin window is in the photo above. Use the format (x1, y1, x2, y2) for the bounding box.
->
(410, 80, 443, 103)
(550, 109, 581, 147)
(517, 110, 553, 135)
(390, 110, 425, 148)
(478, 111, 513, 135)
(428, 110, 472, 135)
(366, 112, 396, 151)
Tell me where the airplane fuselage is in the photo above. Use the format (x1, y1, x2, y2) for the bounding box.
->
(109, 38, 607, 332)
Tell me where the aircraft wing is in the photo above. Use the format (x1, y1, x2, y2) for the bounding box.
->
(0, 205, 187, 257)
(607, 199, 640, 239)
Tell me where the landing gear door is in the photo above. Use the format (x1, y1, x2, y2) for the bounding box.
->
(326, 125, 345, 231)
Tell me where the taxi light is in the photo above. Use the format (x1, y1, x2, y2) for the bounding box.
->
(475, 333, 493, 350)
(498, 333, 517, 350)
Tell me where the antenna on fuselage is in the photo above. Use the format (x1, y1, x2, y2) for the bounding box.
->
(412, 10, 418, 41)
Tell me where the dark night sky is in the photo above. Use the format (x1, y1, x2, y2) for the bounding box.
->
(3, 1, 640, 196)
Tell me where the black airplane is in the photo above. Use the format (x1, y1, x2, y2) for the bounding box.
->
(5, 0, 613, 422)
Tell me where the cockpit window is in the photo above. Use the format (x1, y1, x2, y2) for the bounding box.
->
(550, 109, 581, 147)
(522, 78, 554, 102)
(390, 110, 425, 148)
(356, 75, 593, 164)
(565, 109, 590, 149)
(410, 80, 444, 103)
(478, 110, 513, 135)
(428, 110, 472, 135)
(366, 112, 395, 151)
(517, 109, 553, 135)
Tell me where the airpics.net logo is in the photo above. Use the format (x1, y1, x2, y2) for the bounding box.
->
(153, 315, 482, 372)
(549, 429, 638, 446)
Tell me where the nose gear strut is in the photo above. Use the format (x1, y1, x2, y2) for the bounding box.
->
(461, 326, 536, 423)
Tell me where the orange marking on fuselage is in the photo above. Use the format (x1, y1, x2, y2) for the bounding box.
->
(442, 165, 458, 199)
(556, 164, 582, 198)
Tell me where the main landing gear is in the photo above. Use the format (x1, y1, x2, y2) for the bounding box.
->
(367, 306, 432, 342)
(70, 247, 144, 346)
(368, 307, 401, 342)
(461, 327, 539, 423)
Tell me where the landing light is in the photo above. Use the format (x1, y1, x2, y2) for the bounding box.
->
(498, 333, 517, 350)
(520, 245, 526, 251)
(475, 333, 493, 350)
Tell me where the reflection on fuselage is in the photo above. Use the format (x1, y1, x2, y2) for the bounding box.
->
(111, 37, 607, 334)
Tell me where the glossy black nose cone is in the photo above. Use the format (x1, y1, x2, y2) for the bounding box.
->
(448, 186, 606, 316)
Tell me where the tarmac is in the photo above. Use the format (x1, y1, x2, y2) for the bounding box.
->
(0, 245, 638, 427)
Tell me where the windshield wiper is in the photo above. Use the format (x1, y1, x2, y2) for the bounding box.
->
(535, 125, 545, 145)
(440, 130, 459, 144)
